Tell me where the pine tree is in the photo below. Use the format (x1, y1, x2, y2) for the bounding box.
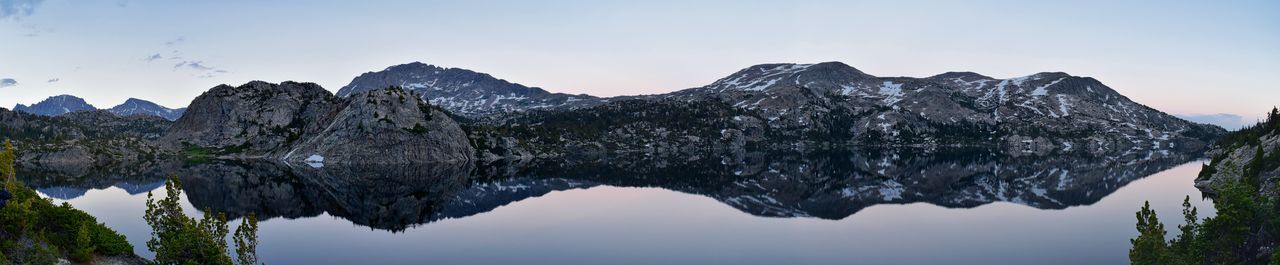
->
(1199, 180, 1259, 264)
(1247, 144, 1266, 182)
(145, 175, 261, 265)
(233, 214, 259, 265)
(1169, 196, 1201, 264)
(71, 222, 95, 262)
(1, 139, 14, 191)
(145, 175, 232, 265)
(1130, 201, 1172, 265)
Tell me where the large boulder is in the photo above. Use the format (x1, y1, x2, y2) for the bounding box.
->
(283, 88, 474, 164)
(166, 81, 473, 164)
(162, 81, 340, 155)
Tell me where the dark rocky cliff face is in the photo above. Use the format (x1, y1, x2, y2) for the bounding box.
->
(282, 88, 474, 164)
(163, 81, 340, 155)
(165, 81, 473, 164)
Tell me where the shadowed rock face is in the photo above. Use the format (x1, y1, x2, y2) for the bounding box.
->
(282, 88, 474, 164)
(164, 81, 474, 164)
(162, 81, 342, 155)
(20, 147, 1201, 231)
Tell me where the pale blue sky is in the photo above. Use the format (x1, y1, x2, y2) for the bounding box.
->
(1, 0, 1277, 123)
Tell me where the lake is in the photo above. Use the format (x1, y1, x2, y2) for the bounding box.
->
(19, 149, 1216, 264)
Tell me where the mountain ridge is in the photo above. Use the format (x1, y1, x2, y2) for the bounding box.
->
(5, 61, 1228, 164)
(448, 61, 1224, 158)
(14, 94, 97, 116)
(14, 95, 186, 121)
(336, 62, 603, 117)
(108, 98, 186, 121)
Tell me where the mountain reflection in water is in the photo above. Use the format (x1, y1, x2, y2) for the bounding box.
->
(19, 148, 1200, 232)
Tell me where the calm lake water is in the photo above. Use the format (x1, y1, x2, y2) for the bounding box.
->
(19, 150, 1216, 264)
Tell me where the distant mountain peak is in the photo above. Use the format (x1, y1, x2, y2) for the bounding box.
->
(804, 61, 874, 78)
(704, 61, 875, 93)
(928, 71, 994, 82)
(107, 97, 185, 121)
(337, 62, 602, 117)
(733, 61, 869, 77)
(387, 61, 443, 71)
(1021, 72, 1073, 81)
(651, 60, 1223, 153)
(13, 94, 96, 116)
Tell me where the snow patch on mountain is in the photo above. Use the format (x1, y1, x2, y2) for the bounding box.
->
(879, 81, 904, 105)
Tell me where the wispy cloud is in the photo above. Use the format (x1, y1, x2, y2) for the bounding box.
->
(46, 77, 58, 83)
(164, 36, 185, 47)
(146, 37, 228, 78)
(173, 61, 213, 71)
(20, 23, 50, 37)
(173, 61, 227, 78)
(0, 0, 43, 20)
(0, 78, 17, 88)
(196, 70, 228, 79)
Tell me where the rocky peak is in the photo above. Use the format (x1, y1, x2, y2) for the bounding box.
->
(337, 62, 603, 117)
(809, 61, 872, 75)
(1026, 71, 1071, 79)
(283, 87, 474, 164)
(378, 61, 450, 74)
(14, 94, 97, 116)
(649, 61, 1224, 154)
(927, 71, 994, 83)
(167, 81, 474, 164)
(705, 62, 874, 93)
(163, 81, 342, 154)
(337, 62, 543, 98)
(122, 98, 149, 105)
(108, 98, 186, 121)
(206, 80, 332, 99)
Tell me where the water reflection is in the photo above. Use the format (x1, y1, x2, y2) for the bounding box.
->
(19, 148, 1200, 232)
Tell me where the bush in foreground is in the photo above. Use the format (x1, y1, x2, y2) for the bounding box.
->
(145, 175, 259, 265)
(0, 139, 134, 264)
